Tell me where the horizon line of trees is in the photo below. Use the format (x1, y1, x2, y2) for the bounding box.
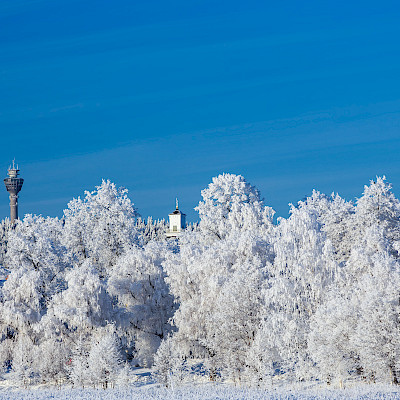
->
(0, 173, 400, 388)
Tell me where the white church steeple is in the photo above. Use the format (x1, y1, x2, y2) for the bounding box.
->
(166, 198, 186, 238)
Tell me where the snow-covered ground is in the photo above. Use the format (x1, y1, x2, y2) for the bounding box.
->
(1, 384, 400, 400)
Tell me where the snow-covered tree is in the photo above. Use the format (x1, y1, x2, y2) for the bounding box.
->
(135, 217, 167, 245)
(153, 334, 190, 387)
(0, 266, 45, 334)
(0, 218, 12, 268)
(4, 214, 68, 293)
(259, 195, 339, 381)
(304, 190, 355, 265)
(309, 226, 400, 385)
(195, 173, 274, 243)
(9, 334, 37, 386)
(87, 326, 122, 388)
(68, 334, 90, 387)
(354, 177, 400, 254)
(352, 254, 400, 383)
(205, 248, 268, 382)
(62, 180, 139, 278)
(108, 241, 175, 366)
(34, 338, 69, 384)
(33, 261, 115, 385)
(0, 215, 70, 384)
(160, 174, 275, 382)
(48, 260, 114, 332)
(308, 290, 358, 386)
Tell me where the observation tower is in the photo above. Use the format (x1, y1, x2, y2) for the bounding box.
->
(4, 160, 24, 223)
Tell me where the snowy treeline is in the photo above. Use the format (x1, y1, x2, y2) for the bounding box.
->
(1, 174, 400, 388)
(0, 181, 173, 387)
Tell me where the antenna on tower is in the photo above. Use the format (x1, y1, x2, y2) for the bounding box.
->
(176, 198, 179, 209)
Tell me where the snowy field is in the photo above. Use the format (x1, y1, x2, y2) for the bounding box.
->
(1, 384, 400, 400)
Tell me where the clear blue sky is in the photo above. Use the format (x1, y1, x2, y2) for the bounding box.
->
(1, 0, 400, 222)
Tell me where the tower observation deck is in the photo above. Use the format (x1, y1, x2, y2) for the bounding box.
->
(4, 160, 24, 223)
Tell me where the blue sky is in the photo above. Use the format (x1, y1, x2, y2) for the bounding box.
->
(1, 0, 400, 222)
